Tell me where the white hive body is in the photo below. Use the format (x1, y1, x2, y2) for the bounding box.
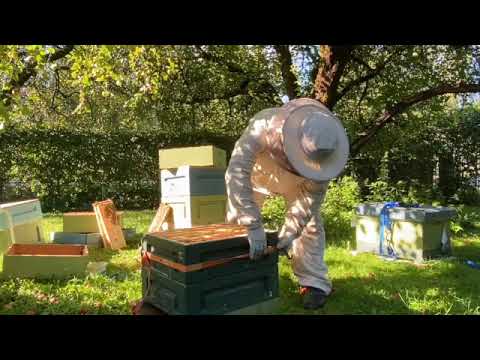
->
(159, 150, 228, 229)
(160, 165, 226, 198)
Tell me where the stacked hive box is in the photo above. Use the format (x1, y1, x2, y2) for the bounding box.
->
(0, 199, 45, 255)
(141, 224, 280, 315)
(355, 203, 456, 262)
(159, 146, 228, 229)
(51, 211, 133, 247)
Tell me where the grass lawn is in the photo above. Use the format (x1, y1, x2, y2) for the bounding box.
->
(1, 209, 480, 315)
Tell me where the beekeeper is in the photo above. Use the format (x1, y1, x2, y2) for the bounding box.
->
(225, 98, 349, 309)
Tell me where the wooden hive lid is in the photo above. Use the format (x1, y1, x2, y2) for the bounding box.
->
(150, 224, 249, 245)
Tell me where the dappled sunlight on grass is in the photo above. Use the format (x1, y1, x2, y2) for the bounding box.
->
(1, 209, 480, 314)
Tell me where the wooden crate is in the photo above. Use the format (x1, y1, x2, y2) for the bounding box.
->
(63, 211, 124, 233)
(2, 244, 89, 279)
(160, 165, 226, 198)
(159, 145, 226, 170)
(161, 195, 227, 229)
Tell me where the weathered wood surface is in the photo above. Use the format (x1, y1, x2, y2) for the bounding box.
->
(93, 199, 126, 250)
(150, 224, 249, 245)
(148, 203, 174, 233)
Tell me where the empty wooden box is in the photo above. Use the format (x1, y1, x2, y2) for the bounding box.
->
(141, 224, 279, 315)
(2, 244, 89, 279)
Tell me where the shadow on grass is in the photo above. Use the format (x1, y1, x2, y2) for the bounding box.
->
(277, 239, 480, 315)
(0, 290, 129, 315)
(277, 272, 421, 315)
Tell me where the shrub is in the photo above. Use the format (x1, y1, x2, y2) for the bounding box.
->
(451, 185, 480, 206)
(365, 179, 436, 205)
(261, 196, 287, 231)
(450, 205, 480, 235)
(0, 128, 235, 211)
(322, 176, 361, 244)
(261, 176, 362, 246)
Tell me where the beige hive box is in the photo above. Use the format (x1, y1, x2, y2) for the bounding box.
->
(0, 199, 45, 255)
(160, 195, 227, 230)
(159, 145, 227, 170)
(63, 211, 124, 233)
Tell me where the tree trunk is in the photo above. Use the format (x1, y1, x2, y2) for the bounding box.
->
(273, 45, 299, 100)
(438, 152, 457, 199)
(314, 45, 354, 109)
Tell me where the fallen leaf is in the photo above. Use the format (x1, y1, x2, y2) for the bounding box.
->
(49, 297, 59, 305)
(35, 293, 48, 302)
(3, 303, 14, 310)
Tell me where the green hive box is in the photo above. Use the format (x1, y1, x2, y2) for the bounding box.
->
(355, 203, 456, 262)
(2, 244, 89, 279)
(141, 224, 279, 315)
(142, 224, 278, 265)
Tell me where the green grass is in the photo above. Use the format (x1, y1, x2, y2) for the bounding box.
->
(1, 209, 480, 315)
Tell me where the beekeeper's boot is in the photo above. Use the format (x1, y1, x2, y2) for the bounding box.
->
(300, 287, 328, 310)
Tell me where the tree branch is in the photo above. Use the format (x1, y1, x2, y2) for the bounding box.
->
(314, 45, 355, 109)
(273, 45, 299, 100)
(336, 62, 386, 103)
(350, 82, 480, 157)
(194, 45, 245, 74)
(336, 49, 400, 103)
(193, 45, 278, 103)
(1, 45, 74, 107)
(351, 55, 375, 71)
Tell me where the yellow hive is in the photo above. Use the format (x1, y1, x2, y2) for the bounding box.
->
(159, 145, 227, 170)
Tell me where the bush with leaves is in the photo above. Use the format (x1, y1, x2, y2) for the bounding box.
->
(450, 205, 480, 235)
(0, 127, 235, 212)
(260, 176, 361, 245)
(322, 176, 362, 244)
(261, 196, 287, 231)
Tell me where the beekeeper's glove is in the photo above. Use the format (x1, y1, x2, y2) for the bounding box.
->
(248, 224, 267, 260)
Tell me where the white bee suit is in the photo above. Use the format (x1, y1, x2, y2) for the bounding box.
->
(225, 107, 333, 294)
